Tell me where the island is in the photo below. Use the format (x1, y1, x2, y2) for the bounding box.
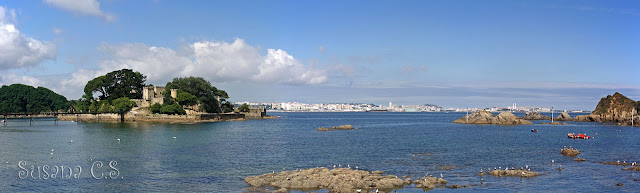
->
(453, 111, 533, 125)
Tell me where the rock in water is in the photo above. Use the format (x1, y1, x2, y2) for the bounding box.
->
(453, 111, 533, 125)
(244, 167, 404, 192)
(523, 112, 550, 120)
(561, 147, 580, 156)
(488, 169, 539, 177)
(556, 112, 572, 121)
(317, 127, 334, 131)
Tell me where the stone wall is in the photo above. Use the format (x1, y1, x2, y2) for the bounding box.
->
(57, 112, 246, 123)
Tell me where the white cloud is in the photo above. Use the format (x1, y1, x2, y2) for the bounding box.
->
(0, 6, 57, 70)
(60, 38, 328, 94)
(52, 27, 63, 35)
(318, 46, 326, 54)
(44, 0, 116, 22)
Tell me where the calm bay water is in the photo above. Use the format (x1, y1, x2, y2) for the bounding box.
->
(1, 112, 639, 192)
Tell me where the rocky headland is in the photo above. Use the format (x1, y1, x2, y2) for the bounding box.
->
(453, 111, 533, 125)
(573, 92, 639, 126)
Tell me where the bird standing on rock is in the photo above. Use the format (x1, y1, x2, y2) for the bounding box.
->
(440, 173, 443, 178)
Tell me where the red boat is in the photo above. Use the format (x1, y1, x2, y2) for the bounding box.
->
(568, 133, 591, 139)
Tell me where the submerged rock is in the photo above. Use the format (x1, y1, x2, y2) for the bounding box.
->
(600, 161, 634, 166)
(573, 157, 587, 162)
(622, 166, 640, 171)
(453, 111, 533, 125)
(561, 147, 580, 156)
(317, 125, 357, 131)
(317, 127, 334, 131)
(244, 167, 404, 193)
(488, 169, 539, 177)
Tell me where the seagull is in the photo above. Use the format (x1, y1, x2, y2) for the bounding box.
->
(376, 189, 379, 193)
(498, 166, 501, 170)
(522, 171, 526, 175)
(552, 160, 554, 163)
(51, 149, 54, 152)
(338, 164, 341, 168)
(356, 189, 361, 192)
(355, 166, 358, 170)
(440, 173, 443, 178)
(333, 165, 336, 169)
(347, 164, 350, 169)
(526, 165, 529, 169)
(272, 171, 275, 174)
(50, 152, 53, 155)
(172, 137, 176, 139)
(5, 162, 8, 164)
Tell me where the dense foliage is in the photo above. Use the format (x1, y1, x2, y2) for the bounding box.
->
(238, 103, 250, 112)
(84, 69, 146, 101)
(165, 77, 229, 113)
(0, 84, 69, 113)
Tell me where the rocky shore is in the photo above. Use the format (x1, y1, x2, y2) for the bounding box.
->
(453, 111, 532, 125)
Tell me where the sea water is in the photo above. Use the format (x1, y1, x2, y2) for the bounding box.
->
(0, 112, 639, 192)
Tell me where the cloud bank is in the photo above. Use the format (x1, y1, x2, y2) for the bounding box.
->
(59, 38, 328, 98)
(44, 0, 116, 22)
(0, 6, 57, 69)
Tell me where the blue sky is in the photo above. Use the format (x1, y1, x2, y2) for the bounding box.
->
(0, 0, 638, 110)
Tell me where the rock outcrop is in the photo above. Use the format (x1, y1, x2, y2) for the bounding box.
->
(555, 112, 572, 121)
(573, 92, 640, 126)
(488, 169, 538, 177)
(244, 168, 404, 193)
(523, 112, 550, 120)
(412, 174, 448, 190)
(561, 147, 580, 156)
(453, 111, 532, 125)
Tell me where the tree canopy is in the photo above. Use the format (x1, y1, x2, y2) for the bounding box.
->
(165, 77, 229, 113)
(84, 69, 146, 101)
(0, 84, 69, 113)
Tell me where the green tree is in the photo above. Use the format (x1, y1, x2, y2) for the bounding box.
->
(161, 103, 186, 115)
(238, 103, 250, 112)
(112, 97, 136, 112)
(175, 91, 198, 106)
(149, 103, 162, 114)
(0, 84, 69, 113)
(221, 101, 234, 113)
(98, 101, 113, 113)
(84, 69, 146, 101)
(165, 77, 229, 113)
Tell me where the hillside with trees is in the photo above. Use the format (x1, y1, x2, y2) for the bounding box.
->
(0, 84, 69, 113)
(164, 77, 233, 113)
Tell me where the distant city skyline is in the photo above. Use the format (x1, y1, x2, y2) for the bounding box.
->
(1, 1, 639, 110)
